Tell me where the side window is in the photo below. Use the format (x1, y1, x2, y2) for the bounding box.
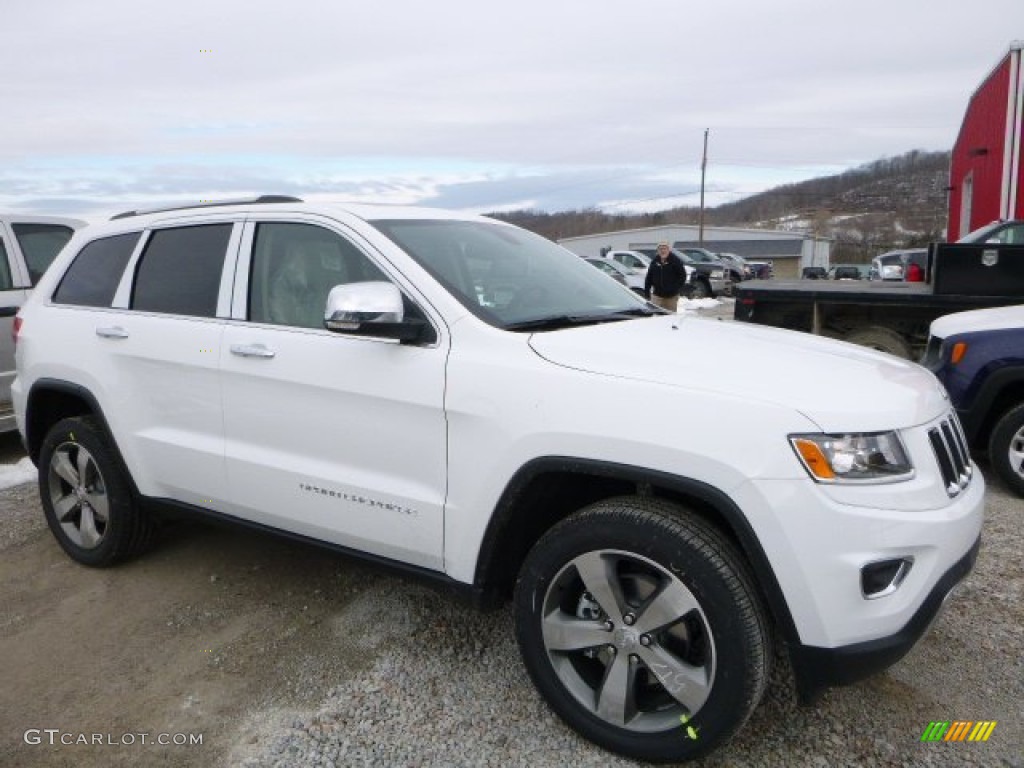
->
(11, 224, 75, 284)
(249, 222, 388, 329)
(0, 238, 12, 291)
(53, 233, 141, 307)
(132, 224, 232, 318)
(999, 224, 1024, 245)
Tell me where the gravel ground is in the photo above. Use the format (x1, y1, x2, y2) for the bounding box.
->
(225, 469, 1023, 768)
(2, 300, 1022, 767)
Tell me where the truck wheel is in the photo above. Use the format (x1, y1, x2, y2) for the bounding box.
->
(988, 403, 1024, 496)
(513, 496, 770, 763)
(843, 326, 912, 359)
(690, 279, 710, 300)
(38, 416, 154, 566)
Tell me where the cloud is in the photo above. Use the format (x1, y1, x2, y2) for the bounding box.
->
(2, 0, 1018, 214)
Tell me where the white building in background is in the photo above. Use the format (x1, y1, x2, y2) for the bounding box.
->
(558, 224, 831, 279)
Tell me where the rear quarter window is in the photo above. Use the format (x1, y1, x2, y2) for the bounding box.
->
(12, 223, 76, 284)
(0, 238, 12, 291)
(52, 232, 141, 307)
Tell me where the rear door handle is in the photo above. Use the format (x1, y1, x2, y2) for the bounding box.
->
(95, 326, 129, 339)
(230, 343, 276, 359)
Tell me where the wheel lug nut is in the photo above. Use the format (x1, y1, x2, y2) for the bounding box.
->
(607, 645, 617, 655)
(623, 613, 636, 626)
(603, 620, 614, 631)
(629, 654, 639, 664)
(640, 634, 652, 647)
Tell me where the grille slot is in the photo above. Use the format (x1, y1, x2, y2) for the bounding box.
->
(928, 413, 973, 496)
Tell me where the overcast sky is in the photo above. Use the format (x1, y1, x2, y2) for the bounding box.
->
(3, 1, 1021, 219)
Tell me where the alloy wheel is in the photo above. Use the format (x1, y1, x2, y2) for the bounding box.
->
(47, 442, 110, 549)
(540, 548, 715, 732)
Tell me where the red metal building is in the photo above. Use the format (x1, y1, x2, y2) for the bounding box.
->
(948, 41, 1023, 238)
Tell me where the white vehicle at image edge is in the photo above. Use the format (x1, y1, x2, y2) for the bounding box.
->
(12, 197, 983, 764)
(0, 214, 85, 431)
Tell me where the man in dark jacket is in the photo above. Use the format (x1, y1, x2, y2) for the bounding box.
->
(644, 242, 690, 311)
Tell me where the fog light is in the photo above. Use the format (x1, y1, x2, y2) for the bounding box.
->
(861, 557, 913, 599)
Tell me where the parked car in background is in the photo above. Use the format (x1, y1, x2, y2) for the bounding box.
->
(715, 252, 752, 283)
(801, 266, 827, 279)
(604, 249, 651, 276)
(827, 264, 870, 280)
(0, 213, 85, 432)
(870, 249, 928, 281)
(956, 218, 1024, 244)
(924, 304, 1024, 496)
(583, 257, 645, 296)
(674, 247, 727, 297)
(604, 249, 697, 297)
(746, 260, 773, 279)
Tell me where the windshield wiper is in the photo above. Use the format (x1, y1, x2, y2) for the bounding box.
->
(504, 308, 661, 332)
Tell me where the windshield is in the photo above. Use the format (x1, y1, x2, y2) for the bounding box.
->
(372, 219, 651, 330)
(685, 251, 715, 263)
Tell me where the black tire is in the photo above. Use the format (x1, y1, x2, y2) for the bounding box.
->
(988, 403, 1024, 497)
(843, 326, 912, 359)
(38, 416, 153, 566)
(514, 497, 771, 763)
(689, 279, 710, 300)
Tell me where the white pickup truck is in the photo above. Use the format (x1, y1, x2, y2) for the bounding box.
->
(13, 197, 983, 763)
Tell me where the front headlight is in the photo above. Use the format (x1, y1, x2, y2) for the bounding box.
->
(789, 431, 914, 483)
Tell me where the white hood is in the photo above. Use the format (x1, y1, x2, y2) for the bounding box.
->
(528, 314, 949, 432)
(930, 303, 1024, 337)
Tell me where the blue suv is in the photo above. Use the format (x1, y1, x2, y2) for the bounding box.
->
(924, 305, 1024, 496)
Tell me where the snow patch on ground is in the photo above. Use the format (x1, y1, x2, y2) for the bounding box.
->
(679, 297, 721, 311)
(0, 458, 37, 491)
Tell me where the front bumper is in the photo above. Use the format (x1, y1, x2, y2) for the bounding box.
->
(789, 534, 980, 703)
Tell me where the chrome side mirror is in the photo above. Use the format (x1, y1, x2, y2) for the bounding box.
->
(324, 282, 424, 343)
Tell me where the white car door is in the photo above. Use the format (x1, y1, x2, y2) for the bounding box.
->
(95, 221, 239, 508)
(220, 218, 448, 570)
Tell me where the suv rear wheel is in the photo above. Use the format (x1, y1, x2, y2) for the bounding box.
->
(513, 496, 770, 763)
(39, 416, 153, 566)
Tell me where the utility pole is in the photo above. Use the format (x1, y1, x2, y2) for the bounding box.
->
(698, 128, 709, 245)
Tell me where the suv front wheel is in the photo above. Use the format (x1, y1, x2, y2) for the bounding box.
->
(39, 416, 153, 566)
(988, 403, 1024, 496)
(513, 497, 770, 763)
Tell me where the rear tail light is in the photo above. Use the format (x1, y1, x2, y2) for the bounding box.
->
(12, 315, 22, 346)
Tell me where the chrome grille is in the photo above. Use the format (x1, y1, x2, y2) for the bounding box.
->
(928, 412, 972, 496)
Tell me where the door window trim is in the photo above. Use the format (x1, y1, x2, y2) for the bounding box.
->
(110, 221, 243, 319)
(229, 215, 442, 348)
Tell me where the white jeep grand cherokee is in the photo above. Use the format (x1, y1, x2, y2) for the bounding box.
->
(13, 196, 983, 763)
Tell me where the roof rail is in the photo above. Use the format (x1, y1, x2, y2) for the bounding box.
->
(110, 195, 303, 220)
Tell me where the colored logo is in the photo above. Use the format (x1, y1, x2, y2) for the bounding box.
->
(920, 720, 996, 742)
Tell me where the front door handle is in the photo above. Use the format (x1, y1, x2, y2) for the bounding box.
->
(230, 343, 276, 359)
(95, 326, 129, 339)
